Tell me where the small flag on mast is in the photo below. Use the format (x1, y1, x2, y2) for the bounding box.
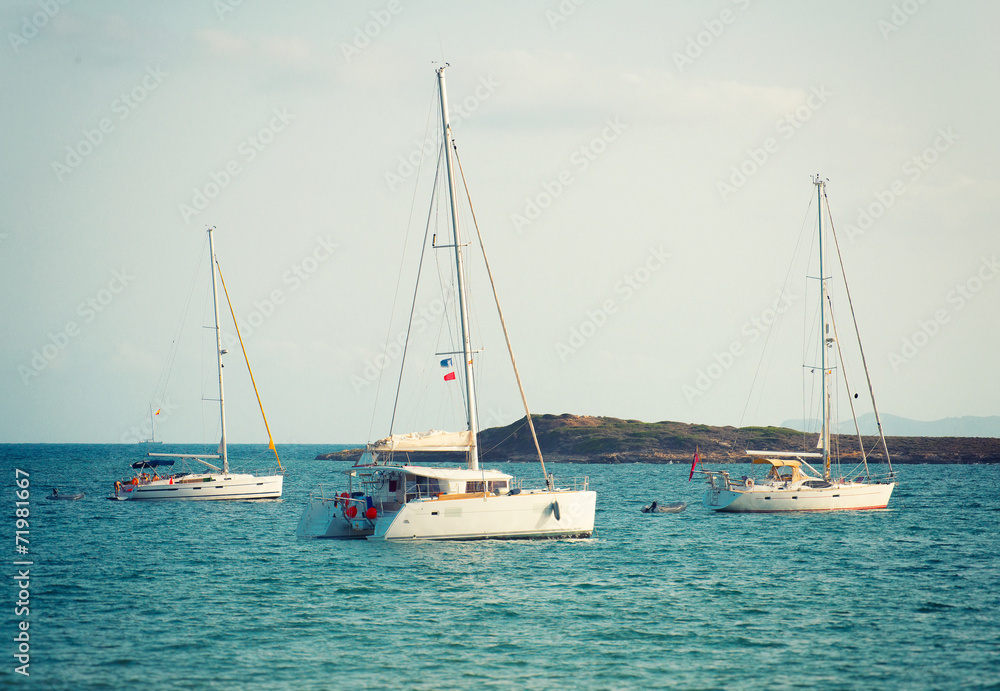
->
(154, 408, 161, 416)
(440, 358, 453, 368)
(443, 371, 456, 381)
(689, 447, 700, 481)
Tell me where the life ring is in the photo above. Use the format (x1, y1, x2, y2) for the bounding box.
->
(745, 478, 754, 489)
(131, 478, 139, 486)
(339, 492, 349, 509)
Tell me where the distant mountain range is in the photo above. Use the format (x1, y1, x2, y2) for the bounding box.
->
(780, 414, 1000, 438)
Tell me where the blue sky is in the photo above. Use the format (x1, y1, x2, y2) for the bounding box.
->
(2, 1, 998, 443)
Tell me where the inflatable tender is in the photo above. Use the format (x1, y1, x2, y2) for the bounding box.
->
(640, 500, 686, 514)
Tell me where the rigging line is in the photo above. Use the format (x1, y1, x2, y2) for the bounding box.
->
(150, 234, 209, 430)
(734, 189, 817, 453)
(368, 78, 441, 443)
(823, 186, 893, 474)
(389, 147, 444, 436)
(827, 294, 870, 476)
(431, 178, 468, 426)
(480, 419, 529, 457)
(453, 145, 551, 489)
(215, 260, 281, 469)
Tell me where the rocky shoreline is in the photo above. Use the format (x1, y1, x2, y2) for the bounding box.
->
(316, 413, 1000, 464)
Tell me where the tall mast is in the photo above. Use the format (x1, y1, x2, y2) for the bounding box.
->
(437, 65, 480, 471)
(815, 176, 831, 480)
(207, 226, 228, 473)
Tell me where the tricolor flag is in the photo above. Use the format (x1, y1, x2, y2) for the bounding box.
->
(688, 447, 700, 481)
(440, 358, 453, 368)
(443, 371, 457, 381)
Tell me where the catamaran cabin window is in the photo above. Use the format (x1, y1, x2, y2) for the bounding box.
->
(406, 475, 445, 498)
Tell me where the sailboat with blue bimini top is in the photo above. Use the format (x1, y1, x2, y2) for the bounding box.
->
(112, 227, 284, 501)
(297, 65, 596, 540)
(697, 176, 896, 512)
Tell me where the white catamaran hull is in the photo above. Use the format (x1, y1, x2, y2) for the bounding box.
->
(297, 490, 596, 540)
(123, 473, 283, 501)
(704, 481, 894, 512)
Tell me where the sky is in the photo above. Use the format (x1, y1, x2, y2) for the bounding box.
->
(2, 1, 998, 444)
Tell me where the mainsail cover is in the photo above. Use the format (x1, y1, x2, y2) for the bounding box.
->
(371, 430, 474, 452)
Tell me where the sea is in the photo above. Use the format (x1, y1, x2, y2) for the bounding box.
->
(2, 444, 998, 690)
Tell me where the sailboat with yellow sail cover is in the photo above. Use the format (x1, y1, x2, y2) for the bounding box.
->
(112, 227, 283, 501)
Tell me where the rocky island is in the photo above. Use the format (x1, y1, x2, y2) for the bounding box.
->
(316, 413, 1000, 464)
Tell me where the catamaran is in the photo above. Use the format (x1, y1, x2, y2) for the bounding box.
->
(113, 227, 283, 501)
(297, 66, 596, 540)
(698, 177, 896, 512)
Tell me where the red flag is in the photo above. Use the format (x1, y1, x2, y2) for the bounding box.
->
(443, 371, 456, 381)
(689, 447, 700, 481)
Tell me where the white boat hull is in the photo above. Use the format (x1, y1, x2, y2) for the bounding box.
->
(121, 473, 283, 501)
(704, 481, 894, 512)
(297, 489, 596, 541)
(296, 497, 373, 539)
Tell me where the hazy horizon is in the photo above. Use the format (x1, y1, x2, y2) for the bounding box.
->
(3, 2, 998, 443)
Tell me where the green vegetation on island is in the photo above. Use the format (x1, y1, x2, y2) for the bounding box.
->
(317, 413, 1000, 464)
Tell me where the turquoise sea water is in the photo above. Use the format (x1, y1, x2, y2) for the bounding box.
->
(2, 444, 998, 690)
